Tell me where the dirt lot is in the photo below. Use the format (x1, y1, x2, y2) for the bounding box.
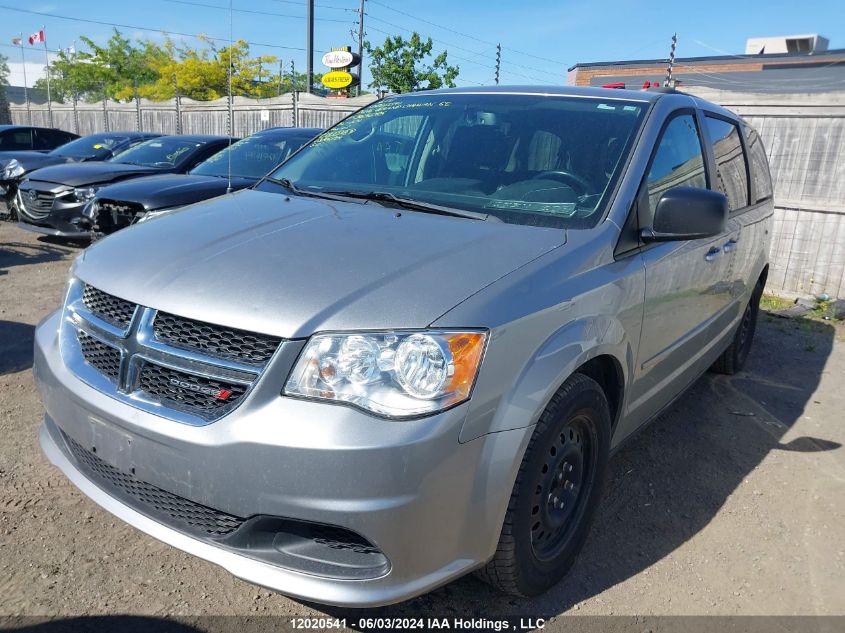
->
(1, 227, 844, 626)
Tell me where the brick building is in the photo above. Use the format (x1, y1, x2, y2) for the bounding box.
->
(567, 35, 845, 93)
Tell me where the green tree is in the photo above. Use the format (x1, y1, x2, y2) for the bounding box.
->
(364, 33, 459, 94)
(35, 29, 161, 102)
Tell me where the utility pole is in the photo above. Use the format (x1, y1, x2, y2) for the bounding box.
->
(291, 59, 298, 127)
(278, 59, 284, 97)
(495, 43, 501, 85)
(17, 34, 31, 124)
(305, 0, 314, 93)
(664, 33, 677, 88)
(356, 0, 365, 96)
(41, 25, 53, 127)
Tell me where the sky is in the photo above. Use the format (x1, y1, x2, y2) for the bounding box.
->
(1, 0, 842, 89)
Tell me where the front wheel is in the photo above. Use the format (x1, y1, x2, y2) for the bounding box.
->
(476, 373, 611, 596)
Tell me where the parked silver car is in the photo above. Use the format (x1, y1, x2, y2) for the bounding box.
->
(34, 86, 773, 606)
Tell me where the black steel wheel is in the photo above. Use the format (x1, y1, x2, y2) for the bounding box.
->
(712, 279, 763, 375)
(476, 372, 611, 597)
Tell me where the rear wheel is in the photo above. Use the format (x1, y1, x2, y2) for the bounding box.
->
(476, 373, 611, 596)
(712, 280, 763, 375)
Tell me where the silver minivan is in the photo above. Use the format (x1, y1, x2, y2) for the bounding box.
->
(34, 86, 773, 606)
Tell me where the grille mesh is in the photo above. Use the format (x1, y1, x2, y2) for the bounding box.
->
(82, 285, 137, 330)
(311, 525, 383, 555)
(139, 362, 247, 413)
(153, 312, 281, 365)
(77, 332, 121, 380)
(63, 432, 245, 537)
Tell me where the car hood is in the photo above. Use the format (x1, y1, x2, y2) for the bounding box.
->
(77, 189, 566, 338)
(95, 174, 256, 210)
(0, 151, 66, 172)
(25, 162, 161, 187)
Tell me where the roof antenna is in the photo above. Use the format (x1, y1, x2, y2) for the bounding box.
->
(226, 0, 234, 194)
(664, 33, 677, 88)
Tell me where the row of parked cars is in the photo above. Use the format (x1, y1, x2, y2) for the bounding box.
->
(0, 124, 322, 238)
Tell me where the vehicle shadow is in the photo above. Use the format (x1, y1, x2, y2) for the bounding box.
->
(0, 239, 79, 273)
(0, 616, 203, 633)
(0, 321, 36, 375)
(313, 316, 840, 624)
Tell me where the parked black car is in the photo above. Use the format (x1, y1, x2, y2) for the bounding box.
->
(89, 127, 322, 235)
(0, 125, 78, 153)
(16, 135, 235, 238)
(1, 132, 160, 221)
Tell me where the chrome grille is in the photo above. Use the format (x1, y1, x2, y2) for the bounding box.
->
(82, 284, 137, 330)
(61, 280, 279, 425)
(18, 188, 55, 221)
(63, 431, 245, 537)
(139, 362, 248, 413)
(77, 331, 121, 381)
(154, 312, 281, 365)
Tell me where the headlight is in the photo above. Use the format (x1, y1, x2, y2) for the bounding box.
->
(284, 330, 487, 418)
(73, 186, 98, 202)
(2, 159, 24, 179)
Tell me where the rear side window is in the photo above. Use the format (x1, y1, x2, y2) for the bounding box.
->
(0, 129, 33, 150)
(744, 125, 773, 202)
(646, 113, 707, 213)
(704, 116, 749, 211)
(34, 128, 73, 150)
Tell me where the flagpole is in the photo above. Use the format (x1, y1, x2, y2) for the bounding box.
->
(19, 33, 31, 124)
(41, 25, 53, 127)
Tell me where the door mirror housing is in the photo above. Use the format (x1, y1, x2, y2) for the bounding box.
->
(640, 187, 728, 243)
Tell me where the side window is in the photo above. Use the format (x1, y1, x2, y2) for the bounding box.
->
(744, 125, 773, 202)
(0, 129, 33, 150)
(646, 114, 707, 214)
(704, 116, 750, 211)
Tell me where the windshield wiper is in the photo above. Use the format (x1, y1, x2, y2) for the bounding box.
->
(322, 190, 492, 221)
(260, 177, 354, 202)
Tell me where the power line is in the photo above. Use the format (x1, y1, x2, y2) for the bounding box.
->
(367, 0, 552, 64)
(165, 0, 349, 23)
(0, 4, 312, 52)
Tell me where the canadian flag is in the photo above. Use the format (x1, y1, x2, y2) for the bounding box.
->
(28, 30, 45, 45)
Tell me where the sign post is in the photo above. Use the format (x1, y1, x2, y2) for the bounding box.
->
(321, 46, 361, 98)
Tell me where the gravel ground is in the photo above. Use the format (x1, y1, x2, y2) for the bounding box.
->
(1, 227, 844, 626)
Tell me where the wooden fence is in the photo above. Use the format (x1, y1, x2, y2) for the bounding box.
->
(7, 92, 378, 137)
(8, 88, 845, 298)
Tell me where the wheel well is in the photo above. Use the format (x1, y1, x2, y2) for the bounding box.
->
(759, 264, 769, 289)
(575, 355, 623, 431)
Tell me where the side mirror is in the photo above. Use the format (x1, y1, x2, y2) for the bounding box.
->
(640, 187, 727, 243)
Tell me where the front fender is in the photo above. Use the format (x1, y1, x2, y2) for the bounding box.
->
(459, 313, 633, 444)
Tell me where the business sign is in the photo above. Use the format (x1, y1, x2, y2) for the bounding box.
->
(322, 50, 360, 69)
(321, 71, 357, 89)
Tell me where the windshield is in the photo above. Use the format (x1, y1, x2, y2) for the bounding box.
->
(190, 133, 306, 179)
(110, 138, 201, 168)
(50, 134, 130, 159)
(265, 93, 646, 228)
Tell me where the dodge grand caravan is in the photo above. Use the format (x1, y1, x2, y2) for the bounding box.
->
(34, 86, 773, 606)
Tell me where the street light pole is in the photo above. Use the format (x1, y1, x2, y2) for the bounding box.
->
(306, 0, 314, 93)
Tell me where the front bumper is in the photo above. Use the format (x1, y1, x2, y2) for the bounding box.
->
(34, 310, 531, 606)
(16, 193, 92, 238)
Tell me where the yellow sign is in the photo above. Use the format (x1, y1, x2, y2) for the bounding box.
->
(321, 70, 354, 89)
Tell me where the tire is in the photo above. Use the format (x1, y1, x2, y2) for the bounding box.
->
(712, 279, 763, 375)
(476, 373, 611, 597)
